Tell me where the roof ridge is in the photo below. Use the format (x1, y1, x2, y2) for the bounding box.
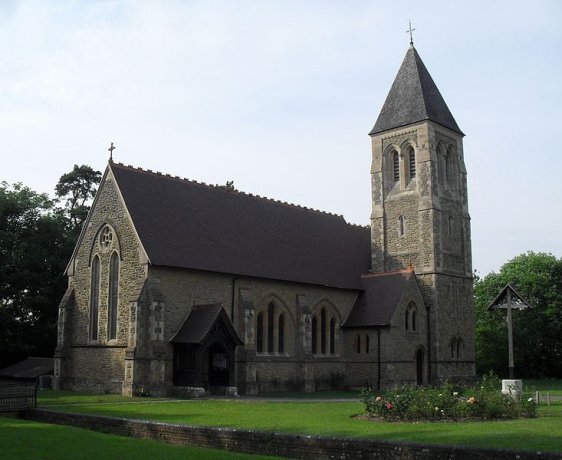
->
(362, 268, 413, 278)
(111, 161, 345, 219)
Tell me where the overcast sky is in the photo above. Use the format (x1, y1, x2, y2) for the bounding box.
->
(1, 1, 561, 276)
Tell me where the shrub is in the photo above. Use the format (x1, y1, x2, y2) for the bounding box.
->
(361, 372, 536, 422)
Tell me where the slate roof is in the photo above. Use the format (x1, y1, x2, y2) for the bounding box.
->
(342, 270, 414, 327)
(370, 46, 463, 136)
(169, 305, 243, 345)
(0, 357, 54, 380)
(110, 162, 371, 289)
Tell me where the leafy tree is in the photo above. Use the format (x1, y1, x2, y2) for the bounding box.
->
(474, 252, 562, 378)
(55, 164, 101, 233)
(0, 183, 72, 367)
(0, 165, 101, 369)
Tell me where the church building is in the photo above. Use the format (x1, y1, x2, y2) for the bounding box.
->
(53, 43, 476, 396)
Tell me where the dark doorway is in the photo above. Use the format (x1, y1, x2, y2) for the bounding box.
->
(416, 349, 424, 386)
(208, 343, 230, 386)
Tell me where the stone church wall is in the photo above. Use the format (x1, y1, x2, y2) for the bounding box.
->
(57, 171, 148, 393)
(148, 266, 361, 394)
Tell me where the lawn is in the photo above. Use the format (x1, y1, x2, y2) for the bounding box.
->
(525, 379, 562, 397)
(0, 417, 283, 460)
(41, 395, 562, 453)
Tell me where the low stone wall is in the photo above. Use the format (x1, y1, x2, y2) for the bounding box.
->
(24, 409, 561, 460)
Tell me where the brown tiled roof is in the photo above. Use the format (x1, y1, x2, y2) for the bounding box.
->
(342, 270, 413, 327)
(0, 357, 53, 380)
(370, 46, 463, 136)
(111, 162, 371, 289)
(169, 305, 243, 345)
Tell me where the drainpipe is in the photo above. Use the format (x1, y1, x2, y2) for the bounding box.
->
(426, 306, 431, 385)
(377, 328, 381, 390)
(231, 278, 239, 322)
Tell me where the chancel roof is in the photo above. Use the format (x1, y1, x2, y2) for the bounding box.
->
(370, 46, 463, 136)
(110, 162, 371, 289)
(342, 270, 414, 327)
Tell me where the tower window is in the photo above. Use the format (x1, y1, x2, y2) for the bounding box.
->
(398, 215, 406, 237)
(392, 151, 399, 182)
(408, 147, 416, 179)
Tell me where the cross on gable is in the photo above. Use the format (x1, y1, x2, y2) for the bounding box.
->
(108, 142, 116, 161)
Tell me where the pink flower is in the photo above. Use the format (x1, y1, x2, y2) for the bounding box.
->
(386, 402, 393, 410)
(375, 396, 382, 402)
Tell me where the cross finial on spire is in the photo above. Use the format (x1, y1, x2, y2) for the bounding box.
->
(406, 20, 415, 46)
(108, 142, 115, 161)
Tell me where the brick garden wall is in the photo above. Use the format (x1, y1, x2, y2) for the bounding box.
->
(24, 409, 562, 460)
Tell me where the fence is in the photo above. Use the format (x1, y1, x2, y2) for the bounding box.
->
(0, 382, 37, 412)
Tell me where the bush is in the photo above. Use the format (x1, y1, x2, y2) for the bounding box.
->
(361, 373, 536, 422)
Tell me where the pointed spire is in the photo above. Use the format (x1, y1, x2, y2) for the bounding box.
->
(369, 46, 463, 136)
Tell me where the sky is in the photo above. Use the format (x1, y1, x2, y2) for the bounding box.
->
(1, 0, 561, 276)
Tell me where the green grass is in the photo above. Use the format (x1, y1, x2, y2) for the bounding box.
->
(37, 389, 167, 406)
(0, 416, 282, 460)
(43, 398, 562, 453)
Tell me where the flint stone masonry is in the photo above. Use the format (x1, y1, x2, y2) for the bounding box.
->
(24, 409, 562, 460)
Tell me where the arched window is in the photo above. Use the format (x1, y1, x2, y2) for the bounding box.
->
(311, 316, 317, 354)
(278, 313, 285, 353)
(398, 215, 405, 237)
(256, 312, 264, 353)
(267, 303, 274, 353)
(392, 151, 399, 182)
(456, 339, 463, 359)
(320, 308, 326, 354)
(408, 147, 416, 180)
(365, 334, 369, 354)
(89, 255, 100, 341)
(108, 252, 119, 340)
(405, 303, 417, 331)
(356, 334, 361, 354)
(447, 215, 453, 236)
(446, 153, 453, 186)
(329, 318, 335, 355)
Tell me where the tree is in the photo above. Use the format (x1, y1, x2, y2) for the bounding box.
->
(0, 182, 72, 367)
(55, 164, 101, 233)
(0, 165, 101, 369)
(474, 252, 562, 378)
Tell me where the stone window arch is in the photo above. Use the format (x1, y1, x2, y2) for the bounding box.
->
(255, 297, 292, 355)
(312, 301, 339, 356)
(107, 251, 120, 341)
(89, 255, 101, 341)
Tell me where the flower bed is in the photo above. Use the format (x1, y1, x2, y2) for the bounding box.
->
(361, 373, 536, 422)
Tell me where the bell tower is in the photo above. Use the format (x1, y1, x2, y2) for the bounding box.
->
(369, 43, 476, 382)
